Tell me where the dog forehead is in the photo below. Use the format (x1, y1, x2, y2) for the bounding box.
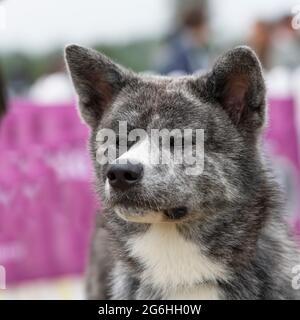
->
(99, 75, 212, 133)
(127, 84, 179, 108)
(117, 84, 200, 118)
(118, 75, 194, 107)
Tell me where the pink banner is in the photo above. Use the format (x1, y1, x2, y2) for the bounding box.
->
(0, 100, 97, 284)
(265, 97, 300, 237)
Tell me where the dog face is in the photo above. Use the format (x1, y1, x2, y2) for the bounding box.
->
(65, 45, 266, 224)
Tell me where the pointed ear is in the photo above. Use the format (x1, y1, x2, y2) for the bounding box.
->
(65, 45, 132, 127)
(206, 46, 266, 129)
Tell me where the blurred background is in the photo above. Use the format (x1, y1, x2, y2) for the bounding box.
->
(0, 0, 300, 299)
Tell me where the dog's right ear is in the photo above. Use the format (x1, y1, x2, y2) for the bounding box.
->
(204, 46, 266, 131)
(65, 45, 131, 127)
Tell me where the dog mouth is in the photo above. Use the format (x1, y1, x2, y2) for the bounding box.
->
(105, 189, 189, 223)
(163, 207, 188, 219)
(114, 205, 189, 223)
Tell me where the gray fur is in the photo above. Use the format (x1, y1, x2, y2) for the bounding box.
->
(65, 44, 300, 300)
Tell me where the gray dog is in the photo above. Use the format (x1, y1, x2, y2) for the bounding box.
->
(65, 44, 300, 299)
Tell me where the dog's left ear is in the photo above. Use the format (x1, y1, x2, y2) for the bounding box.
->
(65, 45, 133, 127)
(205, 46, 266, 130)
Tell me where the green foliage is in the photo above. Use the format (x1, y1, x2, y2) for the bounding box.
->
(95, 39, 159, 72)
(1, 39, 160, 90)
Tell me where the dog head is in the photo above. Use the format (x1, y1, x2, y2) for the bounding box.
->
(65, 45, 266, 224)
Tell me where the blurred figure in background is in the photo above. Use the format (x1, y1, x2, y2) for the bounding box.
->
(247, 14, 300, 71)
(270, 14, 300, 69)
(29, 54, 73, 105)
(248, 20, 273, 69)
(155, 5, 210, 74)
(0, 64, 6, 119)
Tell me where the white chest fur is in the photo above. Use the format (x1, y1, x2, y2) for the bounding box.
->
(127, 224, 227, 299)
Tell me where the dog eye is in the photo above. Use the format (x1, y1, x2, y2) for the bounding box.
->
(191, 135, 197, 145)
(169, 136, 186, 149)
(115, 135, 120, 148)
(169, 136, 175, 148)
(115, 135, 126, 149)
(115, 135, 139, 149)
(129, 135, 140, 147)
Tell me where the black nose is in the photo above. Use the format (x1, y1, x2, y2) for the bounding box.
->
(106, 162, 144, 190)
